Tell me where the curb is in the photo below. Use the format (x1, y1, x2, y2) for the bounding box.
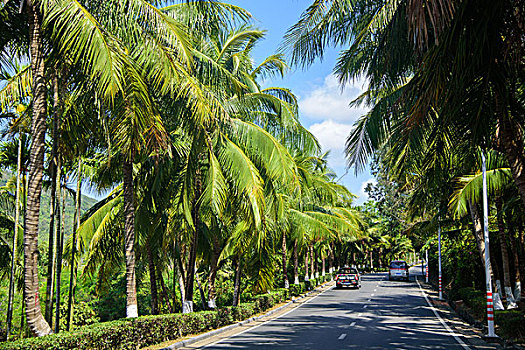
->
(160, 281, 334, 349)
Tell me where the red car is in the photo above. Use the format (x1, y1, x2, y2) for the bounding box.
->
(335, 267, 361, 289)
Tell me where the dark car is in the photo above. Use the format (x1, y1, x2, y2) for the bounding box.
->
(388, 260, 409, 281)
(335, 267, 361, 289)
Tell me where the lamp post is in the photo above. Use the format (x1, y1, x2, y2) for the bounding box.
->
(482, 151, 496, 338)
(425, 249, 429, 283)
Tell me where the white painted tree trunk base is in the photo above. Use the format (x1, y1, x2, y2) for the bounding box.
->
(294, 276, 300, 284)
(322, 271, 326, 277)
(310, 274, 315, 280)
(305, 275, 309, 281)
(494, 293, 505, 311)
(496, 280, 503, 299)
(284, 279, 289, 289)
(505, 286, 518, 309)
(315, 272, 319, 278)
(182, 301, 193, 314)
(127, 304, 138, 318)
(208, 298, 216, 309)
(514, 282, 522, 302)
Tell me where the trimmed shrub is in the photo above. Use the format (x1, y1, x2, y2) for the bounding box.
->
(1, 276, 330, 349)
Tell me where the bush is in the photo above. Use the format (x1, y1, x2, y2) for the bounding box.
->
(0, 276, 330, 349)
(496, 310, 525, 342)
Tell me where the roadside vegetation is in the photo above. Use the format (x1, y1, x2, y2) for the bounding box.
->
(0, 1, 379, 347)
(284, 0, 525, 343)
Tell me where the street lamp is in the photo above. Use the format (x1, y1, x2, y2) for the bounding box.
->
(438, 221, 443, 300)
(482, 151, 496, 338)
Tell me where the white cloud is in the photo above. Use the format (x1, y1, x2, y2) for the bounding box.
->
(358, 178, 377, 202)
(309, 120, 352, 153)
(299, 74, 369, 123)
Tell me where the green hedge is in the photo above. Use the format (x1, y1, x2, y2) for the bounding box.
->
(1, 278, 331, 350)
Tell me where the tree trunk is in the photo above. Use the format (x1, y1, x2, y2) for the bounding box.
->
(195, 271, 207, 310)
(6, 133, 23, 339)
(232, 257, 242, 307)
(310, 245, 314, 280)
(293, 240, 299, 284)
(147, 242, 159, 315)
(123, 158, 138, 318)
(281, 231, 289, 288)
(55, 172, 65, 333)
(495, 197, 517, 307)
(467, 199, 494, 271)
(304, 250, 309, 281)
(159, 272, 173, 313)
(67, 159, 81, 331)
(185, 170, 202, 311)
(45, 75, 60, 326)
(322, 257, 325, 276)
(499, 116, 525, 209)
(508, 224, 522, 301)
(207, 235, 220, 308)
(24, 2, 52, 333)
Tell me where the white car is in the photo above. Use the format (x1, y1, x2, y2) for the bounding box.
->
(388, 260, 409, 281)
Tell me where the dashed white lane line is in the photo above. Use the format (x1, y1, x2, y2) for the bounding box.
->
(371, 293, 375, 296)
(338, 333, 347, 340)
(374, 289, 377, 292)
(357, 313, 363, 317)
(363, 305, 368, 308)
(416, 278, 470, 350)
(350, 321, 356, 327)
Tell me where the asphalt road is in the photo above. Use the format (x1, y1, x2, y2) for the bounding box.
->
(203, 265, 470, 349)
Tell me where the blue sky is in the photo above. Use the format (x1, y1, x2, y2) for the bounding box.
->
(228, 0, 376, 204)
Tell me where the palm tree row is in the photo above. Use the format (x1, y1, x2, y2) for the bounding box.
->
(286, 0, 525, 309)
(0, 0, 363, 339)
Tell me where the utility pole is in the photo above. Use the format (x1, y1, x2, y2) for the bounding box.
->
(482, 151, 496, 338)
(438, 221, 443, 300)
(425, 250, 429, 283)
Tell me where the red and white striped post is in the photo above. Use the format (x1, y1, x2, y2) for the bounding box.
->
(425, 249, 429, 283)
(438, 222, 443, 299)
(482, 152, 496, 337)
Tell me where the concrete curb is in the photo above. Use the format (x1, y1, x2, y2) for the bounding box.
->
(160, 281, 334, 349)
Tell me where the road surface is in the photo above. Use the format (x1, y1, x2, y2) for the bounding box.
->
(201, 265, 471, 349)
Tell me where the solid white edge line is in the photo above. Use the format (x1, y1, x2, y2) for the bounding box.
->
(416, 278, 471, 350)
(202, 285, 335, 348)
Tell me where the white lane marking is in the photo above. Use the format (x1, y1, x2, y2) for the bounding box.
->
(367, 299, 371, 302)
(338, 333, 347, 340)
(350, 321, 356, 327)
(374, 289, 377, 292)
(363, 305, 368, 308)
(203, 285, 335, 348)
(371, 293, 375, 296)
(416, 278, 471, 350)
(357, 313, 363, 317)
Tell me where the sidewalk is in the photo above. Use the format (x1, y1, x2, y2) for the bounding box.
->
(416, 277, 519, 349)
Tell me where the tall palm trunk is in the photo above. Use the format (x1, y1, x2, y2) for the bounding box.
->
(495, 198, 517, 307)
(309, 245, 314, 280)
(6, 132, 23, 339)
(232, 257, 242, 306)
(321, 257, 325, 276)
(207, 235, 220, 308)
(24, 1, 52, 336)
(293, 240, 299, 284)
(45, 75, 60, 326)
(467, 199, 493, 271)
(147, 242, 159, 315)
(508, 224, 522, 301)
(184, 168, 202, 313)
(67, 158, 81, 331)
(304, 249, 309, 281)
(123, 157, 138, 318)
(499, 117, 525, 210)
(159, 273, 173, 313)
(55, 167, 65, 332)
(281, 231, 288, 288)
